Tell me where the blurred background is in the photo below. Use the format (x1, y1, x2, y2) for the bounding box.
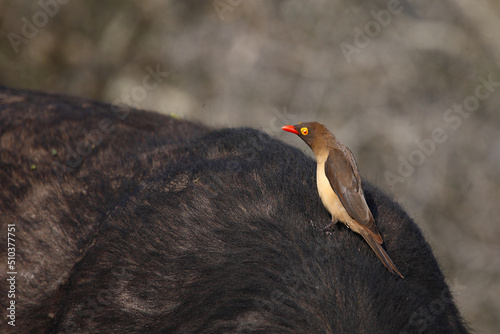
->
(1, 0, 499, 332)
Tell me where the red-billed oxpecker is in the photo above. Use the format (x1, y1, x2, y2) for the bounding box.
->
(282, 122, 403, 278)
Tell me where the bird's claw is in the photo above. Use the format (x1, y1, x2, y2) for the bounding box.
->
(323, 219, 339, 232)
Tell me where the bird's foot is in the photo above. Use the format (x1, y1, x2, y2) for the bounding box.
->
(323, 219, 339, 232)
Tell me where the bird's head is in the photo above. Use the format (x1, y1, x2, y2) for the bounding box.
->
(281, 121, 331, 153)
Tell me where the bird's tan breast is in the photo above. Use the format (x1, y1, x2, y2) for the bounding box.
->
(316, 155, 353, 226)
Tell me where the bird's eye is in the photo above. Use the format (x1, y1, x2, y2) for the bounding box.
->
(300, 127, 308, 135)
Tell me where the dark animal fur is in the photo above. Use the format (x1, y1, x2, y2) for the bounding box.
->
(0, 87, 469, 333)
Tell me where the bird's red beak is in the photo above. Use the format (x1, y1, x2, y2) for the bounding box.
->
(281, 125, 299, 135)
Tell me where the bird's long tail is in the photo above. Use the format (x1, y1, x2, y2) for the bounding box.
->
(360, 231, 404, 278)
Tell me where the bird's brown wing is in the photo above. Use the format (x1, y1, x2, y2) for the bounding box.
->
(324, 145, 383, 244)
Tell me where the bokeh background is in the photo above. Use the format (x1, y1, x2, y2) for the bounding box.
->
(1, 1, 499, 332)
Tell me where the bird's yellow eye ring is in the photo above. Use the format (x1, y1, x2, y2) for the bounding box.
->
(300, 127, 308, 135)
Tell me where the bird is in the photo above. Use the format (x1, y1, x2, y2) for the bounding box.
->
(282, 122, 404, 278)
